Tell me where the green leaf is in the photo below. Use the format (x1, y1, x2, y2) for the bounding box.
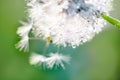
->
(101, 13, 120, 28)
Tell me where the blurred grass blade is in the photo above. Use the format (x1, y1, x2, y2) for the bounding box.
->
(101, 13, 120, 28)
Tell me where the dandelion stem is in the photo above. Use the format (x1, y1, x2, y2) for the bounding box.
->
(29, 37, 41, 40)
(42, 42, 49, 55)
(101, 13, 120, 28)
(57, 45, 60, 53)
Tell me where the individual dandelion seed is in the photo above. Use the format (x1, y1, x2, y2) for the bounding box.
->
(16, 21, 33, 51)
(17, 21, 33, 37)
(29, 53, 46, 66)
(16, 36, 29, 52)
(45, 53, 70, 69)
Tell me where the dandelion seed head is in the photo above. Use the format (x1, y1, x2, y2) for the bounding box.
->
(26, 0, 112, 48)
(16, 0, 113, 69)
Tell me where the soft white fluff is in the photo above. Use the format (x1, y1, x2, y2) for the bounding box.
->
(29, 53, 70, 69)
(27, 0, 112, 47)
(46, 53, 70, 69)
(29, 53, 46, 65)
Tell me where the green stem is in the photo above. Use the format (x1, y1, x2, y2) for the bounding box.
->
(29, 37, 41, 40)
(101, 13, 120, 28)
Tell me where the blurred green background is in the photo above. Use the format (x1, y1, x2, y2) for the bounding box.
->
(0, 0, 120, 80)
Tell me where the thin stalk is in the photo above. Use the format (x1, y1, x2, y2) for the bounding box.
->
(101, 13, 120, 28)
